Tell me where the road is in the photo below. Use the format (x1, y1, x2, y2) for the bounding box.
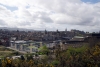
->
(6, 47, 27, 54)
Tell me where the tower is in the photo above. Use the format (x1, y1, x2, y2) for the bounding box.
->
(45, 29, 47, 34)
(65, 28, 67, 32)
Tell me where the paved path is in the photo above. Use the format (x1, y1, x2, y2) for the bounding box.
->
(6, 47, 27, 54)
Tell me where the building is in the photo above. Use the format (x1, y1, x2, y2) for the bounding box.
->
(60, 36, 87, 50)
(10, 40, 43, 53)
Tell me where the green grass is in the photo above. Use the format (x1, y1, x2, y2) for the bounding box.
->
(28, 46, 37, 48)
(0, 46, 22, 58)
(0, 51, 13, 57)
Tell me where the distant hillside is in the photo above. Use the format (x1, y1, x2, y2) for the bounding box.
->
(0, 27, 35, 31)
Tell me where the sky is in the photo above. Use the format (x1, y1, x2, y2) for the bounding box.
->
(0, 0, 100, 32)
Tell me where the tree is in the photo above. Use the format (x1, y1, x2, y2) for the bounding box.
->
(38, 45, 50, 55)
(20, 55, 25, 60)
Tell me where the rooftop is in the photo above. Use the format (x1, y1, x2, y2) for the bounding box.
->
(15, 40, 26, 43)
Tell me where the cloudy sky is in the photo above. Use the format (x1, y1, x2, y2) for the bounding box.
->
(0, 0, 100, 32)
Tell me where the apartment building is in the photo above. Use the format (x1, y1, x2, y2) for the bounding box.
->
(10, 40, 43, 53)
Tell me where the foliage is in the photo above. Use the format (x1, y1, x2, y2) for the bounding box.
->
(0, 43, 100, 67)
(52, 60, 59, 66)
(38, 45, 50, 55)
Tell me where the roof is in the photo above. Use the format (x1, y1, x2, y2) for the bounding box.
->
(15, 40, 26, 43)
(28, 46, 37, 49)
(74, 36, 84, 38)
(22, 44, 28, 46)
(69, 36, 85, 41)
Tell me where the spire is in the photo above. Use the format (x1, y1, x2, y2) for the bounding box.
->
(56, 29, 59, 33)
(45, 29, 47, 34)
(65, 28, 67, 32)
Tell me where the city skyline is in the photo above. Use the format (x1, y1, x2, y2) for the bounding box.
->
(0, 0, 100, 32)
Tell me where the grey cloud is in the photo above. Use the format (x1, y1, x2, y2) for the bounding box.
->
(41, 16, 53, 23)
(18, 21, 32, 26)
(0, 5, 13, 17)
(0, 0, 100, 32)
(38, 12, 53, 23)
(15, 10, 53, 26)
(28, 11, 53, 23)
(0, 19, 7, 25)
(47, 1, 100, 26)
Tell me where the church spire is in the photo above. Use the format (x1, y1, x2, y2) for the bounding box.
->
(45, 29, 47, 34)
(65, 28, 67, 32)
